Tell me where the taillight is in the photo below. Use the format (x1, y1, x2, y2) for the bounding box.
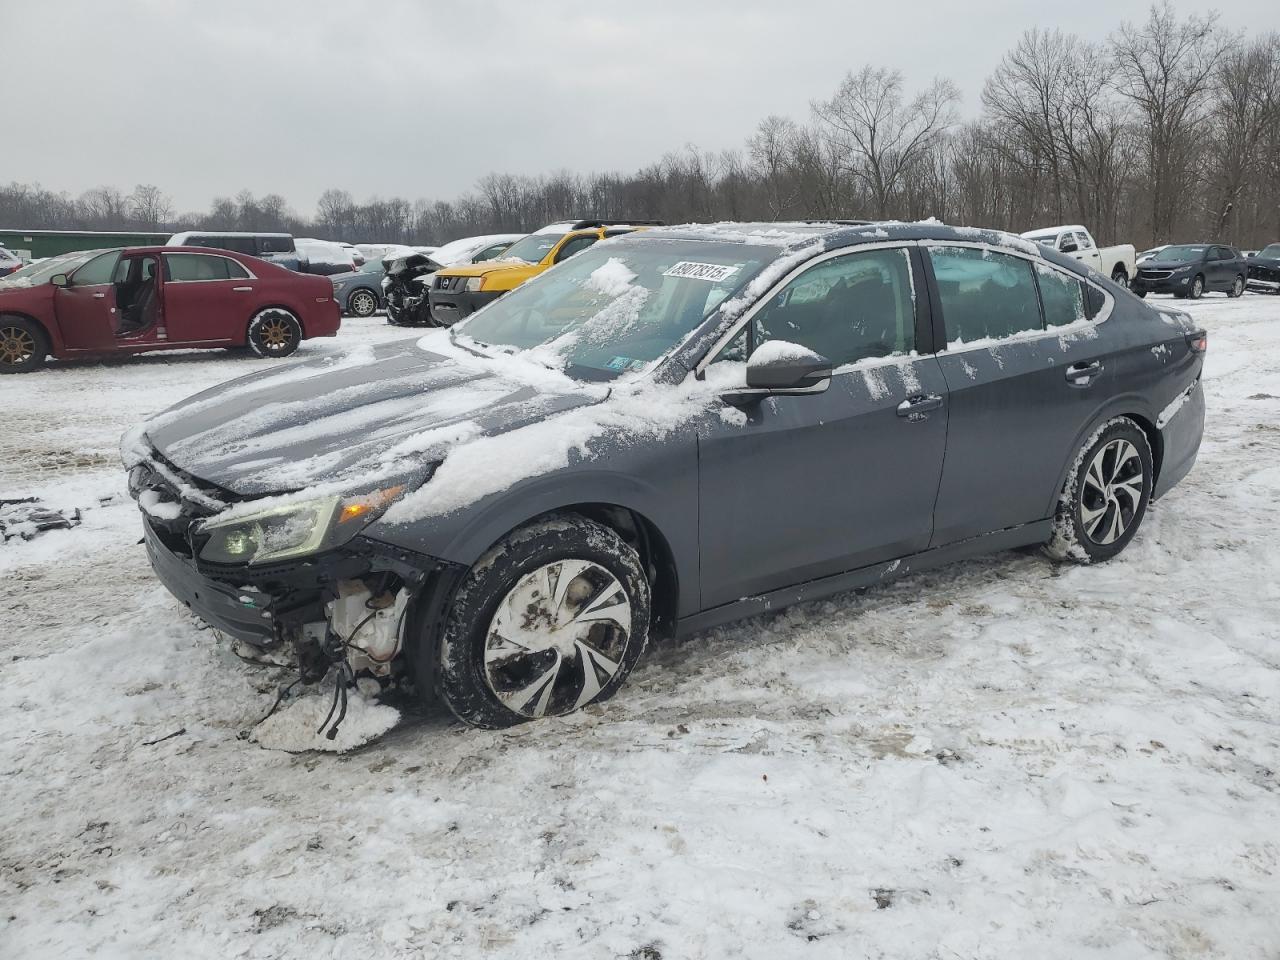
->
(1186, 330, 1208, 354)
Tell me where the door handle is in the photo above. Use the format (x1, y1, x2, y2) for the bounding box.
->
(897, 394, 943, 417)
(1066, 361, 1103, 384)
(92, 292, 106, 299)
(232, 286, 253, 292)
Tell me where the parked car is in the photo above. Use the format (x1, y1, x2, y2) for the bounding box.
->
(167, 231, 306, 272)
(330, 258, 390, 317)
(427, 220, 662, 326)
(0, 247, 22, 278)
(1245, 243, 1280, 295)
(383, 234, 523, 326)
(122, 220, 1204, 730)
(1021, 225, 1136, 287)
(294, 238, 356, 277)
(1137, 246, 1169, 264)
(0, 246, 340, 373)
(1130, 244, 1247, 299)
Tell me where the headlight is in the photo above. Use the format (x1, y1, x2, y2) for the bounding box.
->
(464, 277, 484, 292)
(196, 483, 406, 565)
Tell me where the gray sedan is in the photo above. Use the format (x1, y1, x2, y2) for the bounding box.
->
(329, 259, 388, 317)
(125, 221, 1205, 731)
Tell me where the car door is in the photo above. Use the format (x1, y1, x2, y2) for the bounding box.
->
(1209, 246, 1235, 290)
(52, 250, 122, 351)
(161, 252, 253, 343)
(696, 245, 949, 609)
(925, 243, 1111, 545)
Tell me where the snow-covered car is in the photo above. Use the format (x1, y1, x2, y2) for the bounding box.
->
(1137, 246, 1168, 264)
(123, 220, 1205, 731)
(382, 234, 523, 326)
(1022, 225, 1136, 287)
(294, 238, 356, 277)
(0, 246, 22, 278)
(1245, 242, 1280, 294)
(1131, 244, 1248, 300)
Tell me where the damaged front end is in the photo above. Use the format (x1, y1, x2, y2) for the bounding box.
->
(127, 452, 461, 734)
(382, 252, 439, 326)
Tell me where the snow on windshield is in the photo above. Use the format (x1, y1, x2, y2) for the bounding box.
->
(456, 239, 779, 379)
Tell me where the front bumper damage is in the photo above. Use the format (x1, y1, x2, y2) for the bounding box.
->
(129, 453, 463, 707)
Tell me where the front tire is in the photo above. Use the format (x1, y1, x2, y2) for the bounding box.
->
(0, 316, 49, 374)
(435, 515, 651, 729)
(348, 289, 379, 317)
(246, 308, 302, 358)
(1228, 275, 1244, 298)
(1045, 418, 1153, 564)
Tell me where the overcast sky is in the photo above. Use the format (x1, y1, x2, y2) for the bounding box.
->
(6, 0, 1278, 215)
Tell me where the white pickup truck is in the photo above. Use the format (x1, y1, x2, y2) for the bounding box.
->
(1020, 225, 1137, 287)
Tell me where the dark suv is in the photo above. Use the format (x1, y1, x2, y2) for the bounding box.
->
(1130, 243, 1247, 299)
(166, 232, 306, 272)
(124, 221, 1205, 731)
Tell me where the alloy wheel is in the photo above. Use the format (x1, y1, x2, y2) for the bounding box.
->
(1232, 276, 1244, 297)
(1080, 438, 1145, 545)
(0, 326, 35, 366)
(1191, 276, 1204, 299)
(483, 559, 632, 718)
(258, 316, 294, 352)
(350, 290, 377, 316)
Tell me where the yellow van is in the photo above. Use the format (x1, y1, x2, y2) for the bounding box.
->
(427, 219, 659, 326)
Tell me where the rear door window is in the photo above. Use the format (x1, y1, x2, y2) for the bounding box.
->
(1036, 264, 1086, 328)
(165, 253, 247, 281)
(928, 246, 1043, 343)
(258, 236, 294, 254)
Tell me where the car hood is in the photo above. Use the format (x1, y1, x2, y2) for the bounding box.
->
(1246, 256, 1280, 268)
(1140, 259, 1200, 271)
(439, 260, 541, 280)
(137, 335, 607, 497)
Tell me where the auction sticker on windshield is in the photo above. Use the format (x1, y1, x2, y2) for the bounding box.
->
(663, 261, 740, 282)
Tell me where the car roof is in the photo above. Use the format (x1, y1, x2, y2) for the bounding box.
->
(168, 231, 292, 239)
(629, 220, 1045, 258)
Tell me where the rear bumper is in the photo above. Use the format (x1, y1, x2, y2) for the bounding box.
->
(1153, 378, 1205, 500)
(429, 290, 502, 326)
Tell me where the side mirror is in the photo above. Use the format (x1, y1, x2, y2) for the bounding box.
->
(50, 273, 68, 288)
(722, 342, 832, 406)
(1060, 241, 1079, 254)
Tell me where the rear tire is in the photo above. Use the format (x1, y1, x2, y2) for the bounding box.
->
(435, 515, 651, 729)
(1111, 265, 1129, 287)
(246, 308, 302, 358)
(1045, 417, 1153, 564)
(0, 316, 49, 374)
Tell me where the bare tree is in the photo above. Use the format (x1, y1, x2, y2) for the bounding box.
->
(813, 66, 960, 218)
(1111, 2, 1227, 245)
(127, 184, 173, 229)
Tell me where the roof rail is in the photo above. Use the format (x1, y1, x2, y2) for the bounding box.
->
(570, 219, 665, 229)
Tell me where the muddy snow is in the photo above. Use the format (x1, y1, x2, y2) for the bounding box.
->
(2, 303, 1279, 958)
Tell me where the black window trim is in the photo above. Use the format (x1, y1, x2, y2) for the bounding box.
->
(919, 240, 1113, 356)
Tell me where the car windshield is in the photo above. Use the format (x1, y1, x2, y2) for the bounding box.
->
(495, 233, 564, 264)
(431, 236, 503, 266)
(453, 238, 779, 381)
(0, 250, 104, 287)
(1258, 244, 1280, 259)
(1160, 246, 1207, 262)
(358, 259, 384, 274)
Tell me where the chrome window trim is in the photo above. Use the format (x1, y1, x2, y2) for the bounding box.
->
(162, 252, 258, 283)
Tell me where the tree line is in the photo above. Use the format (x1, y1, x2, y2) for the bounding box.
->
(4, 4, 1278, 250)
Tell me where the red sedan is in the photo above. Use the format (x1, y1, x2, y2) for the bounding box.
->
(0, 246, 341, 373)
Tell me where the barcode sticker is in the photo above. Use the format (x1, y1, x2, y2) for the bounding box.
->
(663, 261, 739, 283)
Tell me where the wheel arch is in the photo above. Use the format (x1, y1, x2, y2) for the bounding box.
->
(247, 302, 307, 341)
(1046, 401, 1164, 518)
(0, 311, 57, 358)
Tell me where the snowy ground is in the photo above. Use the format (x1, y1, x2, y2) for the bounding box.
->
(2, 300, 1279, 959)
